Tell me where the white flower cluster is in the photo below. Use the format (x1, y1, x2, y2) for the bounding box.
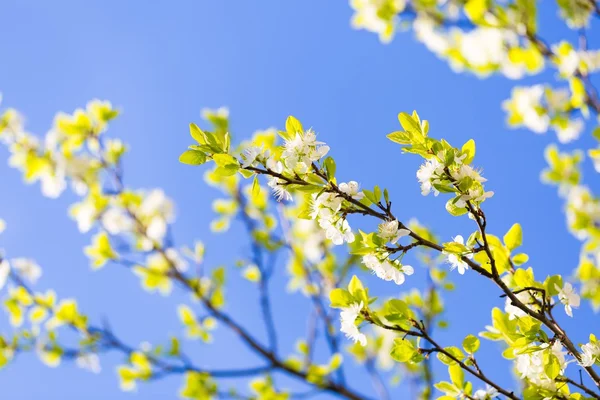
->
(359, 220, 414, 284)
(503, 85, 585, 143)
(0, 256, 42, 292)
(503, 85, 549, 134)
(416, 158, 443, 196)
(2, 115, 67, 198)
(71, 189, 175, 251)
(515, 342, 569, 390)
(349, 0, 406, 43)
(450, 165, 494, 207)
(565, 186, 600, 241)
(310, 193, 354, 245)
(244, 128, 332, 202)
(417, 154, 493, 209)
(580, 341, 600, 367)
(281, 129, 330, 174)
(1, 100, 120, 199)
(363, 254, 414, 285)
(553, 41, 600, 78)
(414, 19, 535, 79)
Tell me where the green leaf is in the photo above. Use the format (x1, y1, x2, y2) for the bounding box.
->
(433, 183, 458, 193)
(387, 130, 412, 145)
(503, 223, 523, 251)
(348, 275, 367, 303)
(592, 127, 600, 142)
(213, 153, 237, 167)
(544, 354, 560, 379)
(398, 112, 422, 135)
(324, 157, 336, 180)
(461, 139, 476, 164)
(448, 364, 464, 388)
(446, 198, 468, 217)
(462, 334, 480, 354)
(390, 338, 416, 362)
(179, 150, 207, 166)
(189, 123, 206, 144)
(373, 186, 382, 203)
(544, 275, 563, 297)
(465, 0, 489, 21)
(214, 166, 239, 176)
(512, 253, 529, 266)
(383, 299, 410, 324)
(443, 241, 469, 254)
(329, 288, 355, 308)
(434, 382, 460, 396)
(363, 189, 377, 204)
(437, 347, 465, 366)
(328, 353, 343, 370)
(513, 268, 535, 288)
(252, 176, 260, 196)
(213, 153, 239, 176)
(285, 116, 303, 137)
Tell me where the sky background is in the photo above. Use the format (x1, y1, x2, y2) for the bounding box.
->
(0, 1, 598, 399)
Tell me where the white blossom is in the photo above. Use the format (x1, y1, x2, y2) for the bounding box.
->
(139, 190, 175, 222)
(554, 118, 584, 144)
(164, 248, 189, 273)
(311, 193, 342, 219)
(71, 201, 97, 233)
(556, 282, 580, 317)
(101, 208, 133, 235)
(450, 164, 487, 183)
(76, 352, 101, 373)
(241, 146, 263, 169)
(377, 220, 410, 244)
(414, 17, 449, 54)
(266, 158, 292, 201)
(349, 0, 404, 43)
(309, 192, 354, 245)
(338, 181, 364, 200)
(340, 302, 366, 346)
(146, 217, 168, 242)
(580, 342, 600, 367)
(10, 258, 42, 284)
(0, 260, 10, 291)
(281, 129, 329, 173)
(503, 85, 550, 133)
(553, 43, 580, 77)
(444, 235, 472, 275)
(455, 186, 495, 208)
(40, 170, 67, 198)
(320, 218, 354, 245)
(362, 255, 413, 285)
(417, 158, 443, 196)
(516, 342, 569, 388)
(473, 386, 499, 400)
(505, 291, 534, 320)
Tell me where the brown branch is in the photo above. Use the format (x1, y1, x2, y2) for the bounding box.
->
(364, 314, 518, 400)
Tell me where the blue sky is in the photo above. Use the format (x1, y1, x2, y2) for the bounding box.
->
(0, 1, 598, 399)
